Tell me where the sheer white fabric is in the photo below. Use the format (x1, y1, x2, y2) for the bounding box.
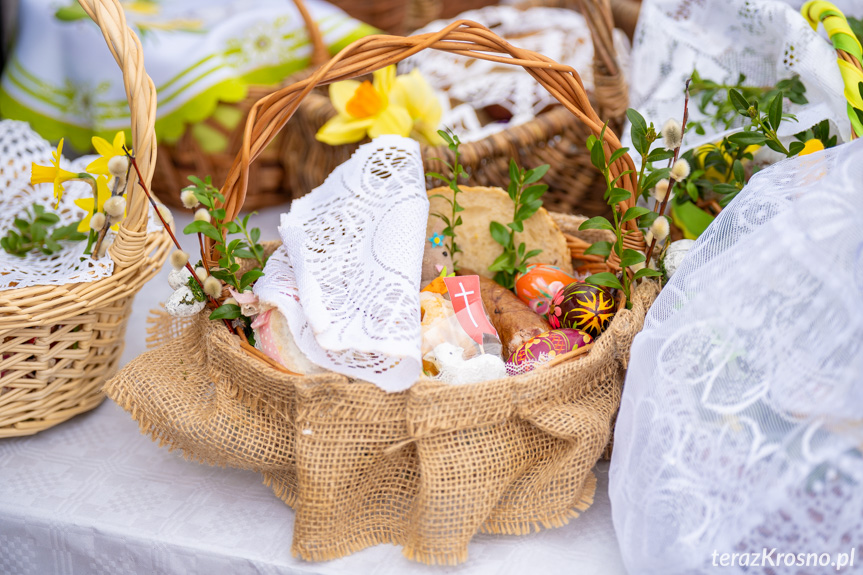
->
(625, 0, 862, 154)
(0, 121, 163, 291)
(404, 5, 630, 143)
(253, 136, 428, 391)
(609, 140, 863, 574)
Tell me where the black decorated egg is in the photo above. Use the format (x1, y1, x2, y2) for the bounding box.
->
(547, 282, 615, 337)
(508, 328, 593, 369)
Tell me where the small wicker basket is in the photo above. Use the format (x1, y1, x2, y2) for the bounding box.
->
(0, 0, 171, 437)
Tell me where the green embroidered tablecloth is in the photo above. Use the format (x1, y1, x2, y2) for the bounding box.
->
(0, 0, 374, 151)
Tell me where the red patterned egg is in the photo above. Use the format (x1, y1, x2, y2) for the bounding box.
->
(508, 328, 593, 369)
(514, 264, 576, 316)
(547, 282, 616, 337)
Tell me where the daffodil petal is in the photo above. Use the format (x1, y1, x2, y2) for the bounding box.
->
(31, 164, 57, 185)
(92, 136, 115, 158)
(86, 157, 110, 175)
(77, 217, 91, 233)
(368, 105, 413, 139)
(96, 176, 113, 207)
(394, 69, 441, 124)
(112, 130, 126, 151)
(329, 80, 362, 117)
(316, 115, 374, 145)
(373, 65, 396, 96)
(414, 124, 445, 146)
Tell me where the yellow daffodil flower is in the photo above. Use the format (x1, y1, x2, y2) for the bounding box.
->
(316, 66, 443, 146)
(74, 176, 124, 232)
(390, 69, 445, 146)
(31, 138, 79, 208)
(798, 138, 825, 156)
(86, 131, 127, 176)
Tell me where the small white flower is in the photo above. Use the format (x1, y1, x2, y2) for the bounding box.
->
(652, 179, 671, 202)
(661, 118, 683, 150)
(650, 216, 670, 242)
(107, 155, 129, 178)
(194, 208, 211, 223)
(104, 196, 126, 218)
(195, 266, 208, 282)
(630, 260, 646, 272)
(670, 158, 691, 181)
(156, 204, 173, 225)
(170, 250, 189, 270)
(203, 276, 222, 298)
(180, 189, 200, 209)
(89, 212, 106, 231)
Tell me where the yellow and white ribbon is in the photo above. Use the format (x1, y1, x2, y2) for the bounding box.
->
(802, 0, 863, 138)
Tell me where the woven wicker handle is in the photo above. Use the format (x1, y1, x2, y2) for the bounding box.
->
(77, 0, 156, 268)
(217, 21, 644, 250)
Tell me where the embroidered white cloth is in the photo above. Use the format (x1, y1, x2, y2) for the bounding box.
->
(254, 136, 428, 391)
(404, 5, 630, 143)
(624, 0, 861, 154)
(0, 0, 373, 152)
(0, 120, 158, 291)
(609, 139, 863, 574)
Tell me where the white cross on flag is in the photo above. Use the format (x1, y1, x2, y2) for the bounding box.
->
(443, 275, 498, 346)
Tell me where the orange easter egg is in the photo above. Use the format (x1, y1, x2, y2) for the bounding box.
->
(514, 264, 576, 316)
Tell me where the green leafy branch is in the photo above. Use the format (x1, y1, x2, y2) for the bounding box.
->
(180, 175, 266, 322)
(487, 160, 549, 289)
(578, 125, 661, 309)
(426, 129, 466, 272)
(688, 70, 807, 134)
(1, 204, 86, 257)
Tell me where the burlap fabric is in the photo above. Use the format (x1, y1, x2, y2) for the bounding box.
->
(105, 213, 659, 565)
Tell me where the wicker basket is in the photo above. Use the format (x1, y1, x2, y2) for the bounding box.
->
(279, 0, 629, 217)
(0, 0, 172, 438)
(108, 22, 657, 564)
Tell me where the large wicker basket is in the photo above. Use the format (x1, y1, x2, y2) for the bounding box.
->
(0, 0, 171, 437)
(107, 22, 658, 564)
(281, 0, 630, 216)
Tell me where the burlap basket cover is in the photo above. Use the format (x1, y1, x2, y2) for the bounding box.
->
(106, 213, 658, 564)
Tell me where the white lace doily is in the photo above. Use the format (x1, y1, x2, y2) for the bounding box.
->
(609, 139, 863, 574)
(0, 120, 162, 291)
(625, 0, 860, 155)
(254, 136, 428, 391)
(403, 5, 630, 143)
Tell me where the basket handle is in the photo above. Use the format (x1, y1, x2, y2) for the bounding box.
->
(517, 0, 628, 122)
(292, 0, 330, 67)
(78, 0, 157, 269)
(215, 21, 645, 261)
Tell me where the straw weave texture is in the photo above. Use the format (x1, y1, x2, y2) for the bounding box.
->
(0, 0, 171, 437)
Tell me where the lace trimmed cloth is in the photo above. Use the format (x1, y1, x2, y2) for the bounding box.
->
(253, 136, 428, 391)
(0, 120, 160, 291)
(0, 0, 374, 151)
(624, 0, 859, 154)
(609, 139, 863, 574)
(403, 4, 631, 143)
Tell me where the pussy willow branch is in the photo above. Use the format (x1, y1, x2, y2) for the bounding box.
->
(645, 78, 691, 266)
(90, 166, 131, 261)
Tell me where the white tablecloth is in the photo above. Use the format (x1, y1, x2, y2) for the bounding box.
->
(0, 208, 628, 575)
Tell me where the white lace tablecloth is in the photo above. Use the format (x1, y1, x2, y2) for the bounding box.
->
(0, 207, 628, 575)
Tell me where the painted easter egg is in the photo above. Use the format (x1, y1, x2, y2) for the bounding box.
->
(514, 264, 577, 316)
(547, 282, 615, 337)
(507, 328, 593, 369)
